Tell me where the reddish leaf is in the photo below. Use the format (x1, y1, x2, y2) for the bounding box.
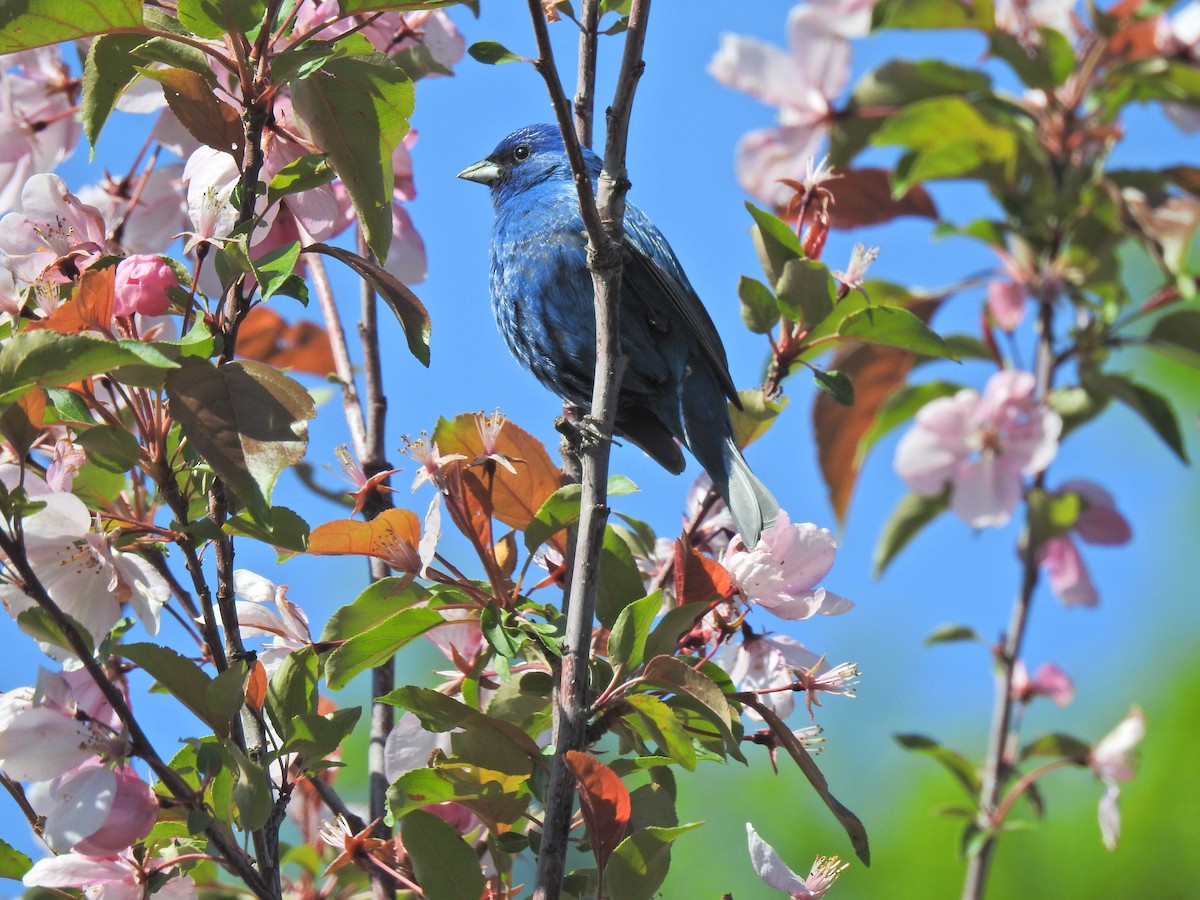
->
(140, 67, 244, 157)
(29, 267, 115, 334)
(307, 508, 422, 573)
(817, 168, 937, 229)
(1105, 0, 1164, 60)
(245, 660, 268, 712)
(564, 750, 631, 876)
(236, 306, 337, 376)
(433, 413, 563, 532)
(813, 297, 940, 522)
(673, 540, 733, 606)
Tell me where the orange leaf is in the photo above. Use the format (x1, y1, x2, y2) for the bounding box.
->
(433, 413, 563, 531)
(0, 389, 47, 458)
(307, 508, 421, 571)
(673, 540, 733, 606)
(29, 267, 115, 334)
(245, 660, 268, 712)
(813, 297, 940, 521)
(237, 306, 337, 376)
(564, 750, 631, 876)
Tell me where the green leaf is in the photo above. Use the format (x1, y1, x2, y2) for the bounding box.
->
(872, 96, 1016, 192)
(837, 306, 957, 359)
(132, 36, 217, 84)
(605, 823, 703, 900)
(468, 40, 526, 64)
(82, 34, 147, 150)
(1020, 733, 1091, 762)
(813, 369, 855, 406)
(1087, 373, 1188, 462)
(16, 607, 93, 658)
(320, 578, 428, 642)
(596, 525, 648, 629)
(0, 0, 143, 53)
(0, 332, 178, 406)
(286, 706, 362, 763)
(120, 643, 226, 735)
(873, 489, 949, 576)
(893, 733, 981, 798)
(291, 51, 414, 261)
(324, 607, 444, 690)
(402, 809, 486, 899)
(524, 476, 640, 551)
(1146, 308, 1200, 367)
(76, 425, 142, 473)
(924, 624, 983, 646)
(607, 591, 663, 671)
(776, 258, 837, 326)
(738, 275, 777, 334)
(251, 241, 302, 301)
(223, 505, 311, 553)
(266, 646, 319, 740)
(44, 387, 94, 424)
(176, 0, 266, 39)
(623, 694, 697, 772)
(379, 686, 541, 759)
(873, 0, 994, 30)
(746, 202, 804, 286)
(642, 602, 708, 662)
(220, 738, 271, 830)
(990, 28, 1075, 91)
(206, 662, 249, 722)
(728, 388, 788, 449)
(640, 656, 742, 761)
(301, 242, 430, 365)
(850, 59, 992, 109)
(267, 154, 334, 205)
(165, 357, 316, 523)
(0, 836, 32, 880)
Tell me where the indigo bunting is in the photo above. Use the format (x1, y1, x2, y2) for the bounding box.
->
(459, 124, 779, 545)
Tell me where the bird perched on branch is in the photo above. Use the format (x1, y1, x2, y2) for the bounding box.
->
(458, 123, 779, 546)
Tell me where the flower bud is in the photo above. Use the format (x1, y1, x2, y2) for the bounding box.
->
(113, 254, 178, 317)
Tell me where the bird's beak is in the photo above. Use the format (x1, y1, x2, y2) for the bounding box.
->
(457, 158, 501, 186)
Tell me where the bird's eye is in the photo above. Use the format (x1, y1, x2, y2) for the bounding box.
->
(513, 145, 531, 161)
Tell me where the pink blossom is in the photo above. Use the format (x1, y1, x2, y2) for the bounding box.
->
(1038, 480, 1131, 607)
(0, 48, 80, 215)
(1158, 3, 1200, 129)
(0, 173, 108, 286)
(685, 472, 738, 554)
(35, 759, 157, 855)
(402, 432, 466, 492)
(894, 369, 1062, 528)
(1011, 660, 1074, 706)
(994, 0, 1079, 40)
(721, 511, 852, 620)
(0, 466, 169, 652)
(986, 279, 1028, 332)
(746, 823, 848, 898)
(44, 439, 86, 492)
(78, 164, 188, 255)
(113, 254, 179, 317)
(0, 668, 125, 782)
(181, 145, 240, 251)
(23, 850, 196, 900)
(710, 1, 872, 207)
(721, 633, 823, 719)
(233, 569, 313, 674)
(1089, 706, 1145, 850)
(293, 3, 465, 73)
(831, 242, 879, 294)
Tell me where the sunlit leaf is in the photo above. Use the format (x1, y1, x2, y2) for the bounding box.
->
(566, 751, 631, 875)
(0, 0, 143, 53)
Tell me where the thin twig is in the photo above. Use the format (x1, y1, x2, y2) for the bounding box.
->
(526, 2, 653, 896)
(309, 251, 368, 453)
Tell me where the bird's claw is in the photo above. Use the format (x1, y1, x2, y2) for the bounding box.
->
(554, 414, 618, 452)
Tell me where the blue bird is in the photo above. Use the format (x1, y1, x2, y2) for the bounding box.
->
(458, 124, 780, 546)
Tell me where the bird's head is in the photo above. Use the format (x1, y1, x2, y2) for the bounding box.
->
(457, 124, 601, 200)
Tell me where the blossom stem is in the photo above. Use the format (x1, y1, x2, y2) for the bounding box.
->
(962, 299, 1056, 900)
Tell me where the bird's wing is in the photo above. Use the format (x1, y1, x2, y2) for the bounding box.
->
(621, 208, 741, 406)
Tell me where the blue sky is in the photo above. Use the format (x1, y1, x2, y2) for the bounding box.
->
(4, 0, 1198, 880)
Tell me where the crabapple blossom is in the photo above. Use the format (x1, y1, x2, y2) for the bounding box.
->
(1157, 1, 1200, 130)
(23, 849, 196, 900)
(0, 173, 108, 287)
(78, 164, 188, 255)
(894, 369, 1062, 528)
(0, 466, 169, 653)
(1011, 660, 1074, 706)
(113, 254, 179, 317)
(721, 511, 852, 620)
(720, 632, 856, 720)
(709, 0, 871, 206)
(994, 0, 1078, 41)
(1089, 706, 1145, 849)
(33, 759, 157, 855)
(233, 569, 313, 674)
(0, 48, 80, 215)
(0, 667, 126, 782)
(746, 823, 848, 898)
(986, 279, 1028, 332)
(1039, 480, 1131, 607)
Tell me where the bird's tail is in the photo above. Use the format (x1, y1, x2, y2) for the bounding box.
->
(720, 435, 780, 548)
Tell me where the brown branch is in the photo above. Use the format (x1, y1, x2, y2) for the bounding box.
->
(0, 528, 273, 897)
(962, 299, 1056, 900)
(526, 2, 653, 897)
(574, 0, 600, 147)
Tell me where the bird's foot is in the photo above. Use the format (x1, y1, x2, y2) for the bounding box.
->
(554, 413, 619, 453)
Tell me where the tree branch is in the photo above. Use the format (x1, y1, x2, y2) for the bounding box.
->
(525, 2, 653, 896)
